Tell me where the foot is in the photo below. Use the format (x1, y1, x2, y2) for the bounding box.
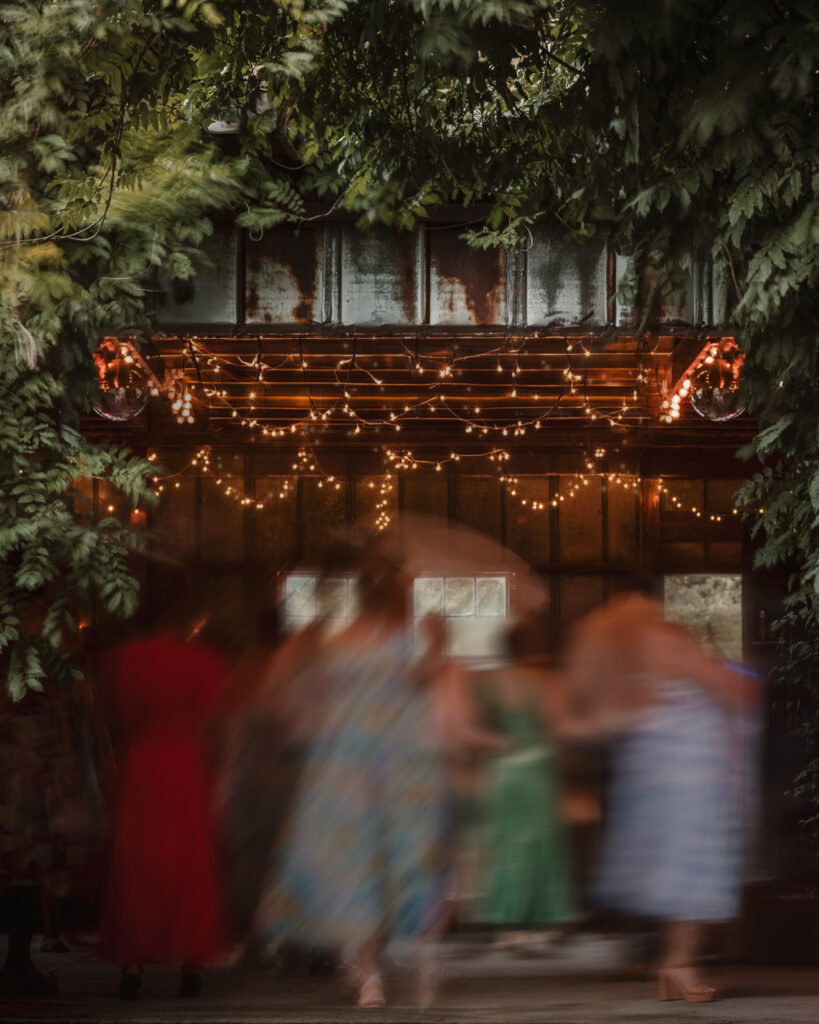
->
(658, 965, 717, 1002)
(357, 973, 385, 1008)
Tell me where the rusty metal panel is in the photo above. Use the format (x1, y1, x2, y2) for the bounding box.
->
(340, 226, 420, 325)
(320, 223, 342, 325)
(613, 252, 635, 328)
(245, 226, 320, 326)
(158, 222, 237, 324)
(429, 227, 506, 325)
(527, 229, 607, 327)
(614, 255, 715, 328)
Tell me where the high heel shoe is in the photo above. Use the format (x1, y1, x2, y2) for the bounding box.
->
(657, 967, 717, 1002)
(357, 972, 385, 1008)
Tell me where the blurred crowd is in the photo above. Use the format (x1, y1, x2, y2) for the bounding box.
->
(0, 535, 762, 1008)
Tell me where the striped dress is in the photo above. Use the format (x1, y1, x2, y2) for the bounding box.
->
(593, 678, 749, 922)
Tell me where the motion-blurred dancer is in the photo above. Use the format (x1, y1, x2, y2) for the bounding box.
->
(255, 562, 447, 1009)
(567, 587, 759, 1002)
(99, 597, 229, 999)
(472, 621, 576, 947)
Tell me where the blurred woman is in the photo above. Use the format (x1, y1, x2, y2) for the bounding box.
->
(567, 589, 759, 1002)
(255, 562, 447, 1009)
(471, 621, 576, 948)
(99, 602, 229, 999)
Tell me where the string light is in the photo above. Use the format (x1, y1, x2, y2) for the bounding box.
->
(167, 335, 657, 448)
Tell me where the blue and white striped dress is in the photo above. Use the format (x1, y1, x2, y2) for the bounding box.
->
(594, 678, 749, 922)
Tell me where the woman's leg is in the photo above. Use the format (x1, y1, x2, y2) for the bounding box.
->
(658, 920, 716, 998)
(354, 935, 384, 1008)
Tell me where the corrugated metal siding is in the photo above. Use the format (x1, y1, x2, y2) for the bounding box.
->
(339, 225, 420, 325)
(159, 222, 238, 324)
(527, 230, 607, 326)
(245, 227, 319, 326)
(156, 220, 721, 330)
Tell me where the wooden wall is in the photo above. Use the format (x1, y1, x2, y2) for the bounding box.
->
(90, 452, 746, 636)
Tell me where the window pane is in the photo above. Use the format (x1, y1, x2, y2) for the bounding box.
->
(664, 574, 742, 661)
(285, 575, 316, 618)
(476, 577, 507, 616)
(318, 577, 349, 619)
(414, 578, 444, 617)
(447, 618, 507, 659)
(446, 578, 475, 617)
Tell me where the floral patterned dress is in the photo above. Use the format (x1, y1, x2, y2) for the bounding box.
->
(255, 626, 447, 959)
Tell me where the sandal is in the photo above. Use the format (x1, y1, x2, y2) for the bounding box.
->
(357, 972, 385, 1008)
(657, 967, 717, 1002)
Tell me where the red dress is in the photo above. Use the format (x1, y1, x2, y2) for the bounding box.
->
(99, 633, 228, 964)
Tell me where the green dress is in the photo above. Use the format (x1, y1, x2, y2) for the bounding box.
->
(477, 671, 575, 926)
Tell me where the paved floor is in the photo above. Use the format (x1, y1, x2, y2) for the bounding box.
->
(2, 937, 817, 1023)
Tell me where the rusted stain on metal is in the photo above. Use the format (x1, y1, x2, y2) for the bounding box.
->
(159, 223, 238, 324)
(527, 230, 607, 326)
(246, 227, 317, 325)
(429, 228, 504, 325)
(340, 226, 418, 325)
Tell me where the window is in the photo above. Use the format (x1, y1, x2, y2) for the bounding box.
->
(282, 573, 359, 634)
(663, 573, 742, 662)
(413, 575, 510, 661)
(280, 571, 511, 661)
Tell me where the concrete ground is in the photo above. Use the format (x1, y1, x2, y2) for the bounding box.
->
(1, 936, 817, 1023)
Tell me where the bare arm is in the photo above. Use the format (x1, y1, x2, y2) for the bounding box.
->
(645, 624, 758, 710)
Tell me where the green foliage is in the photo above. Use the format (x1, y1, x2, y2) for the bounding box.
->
(4, 0, 819, 840)
(0, 0, 249, 697)
(190, 0, 819, 831)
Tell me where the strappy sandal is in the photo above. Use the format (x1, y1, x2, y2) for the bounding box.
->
(657, 967, 717, 1002)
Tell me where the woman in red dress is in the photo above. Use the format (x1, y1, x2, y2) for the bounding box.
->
(99, 628, 228, 998)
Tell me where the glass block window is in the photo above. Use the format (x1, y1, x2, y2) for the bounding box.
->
(280, 571, 511, 660)
(663, 573, 742, 661)
(282, 573, 359, 634)
(414, 575, 509, 661)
